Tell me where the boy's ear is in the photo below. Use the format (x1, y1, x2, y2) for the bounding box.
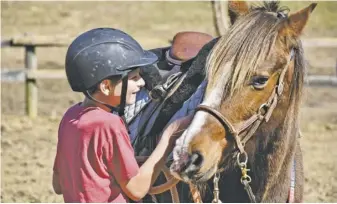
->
(279, 3, 317, 38)
(228, 1, 250, 25)
(100, 80, 111, 96)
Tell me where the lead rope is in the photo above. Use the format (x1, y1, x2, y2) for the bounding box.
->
(189, 172, 222, 203)
(190, 183, 203, 203)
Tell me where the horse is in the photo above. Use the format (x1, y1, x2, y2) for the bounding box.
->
(168, 1, 317, 202)
(130, 1, 317, 202)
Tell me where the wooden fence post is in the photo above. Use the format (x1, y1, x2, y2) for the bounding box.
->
(25, 45, 38, 118)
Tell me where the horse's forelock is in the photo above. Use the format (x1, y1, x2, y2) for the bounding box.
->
(205, 2, 298, 102)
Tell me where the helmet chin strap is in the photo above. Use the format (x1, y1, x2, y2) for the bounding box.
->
(85, 73, 129, 118)
(118, 73, 128, 116)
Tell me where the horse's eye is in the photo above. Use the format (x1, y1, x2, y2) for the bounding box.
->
(251, 76, 269, 89)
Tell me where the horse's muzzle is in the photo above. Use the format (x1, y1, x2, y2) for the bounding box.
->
(170, 148, 203, 182)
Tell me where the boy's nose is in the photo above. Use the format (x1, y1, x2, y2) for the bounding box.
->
(137, 77, 145, 88)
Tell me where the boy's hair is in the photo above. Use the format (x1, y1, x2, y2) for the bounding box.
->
(85, 75, 122, 95)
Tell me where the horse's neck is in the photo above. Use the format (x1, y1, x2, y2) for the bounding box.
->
(253, 128, 297, 202)
(217, 126, 298, 202)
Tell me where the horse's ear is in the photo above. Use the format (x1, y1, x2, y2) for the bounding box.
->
(228, 1, 249, 25)
(279, 3, 317, 38)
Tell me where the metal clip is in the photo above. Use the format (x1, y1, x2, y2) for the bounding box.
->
(236, 152, 256, 202)
(240, 164, 252, 184)
(237, 151, 252, 184)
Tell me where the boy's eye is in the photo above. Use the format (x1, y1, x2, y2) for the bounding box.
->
(131, 75, 139, 80)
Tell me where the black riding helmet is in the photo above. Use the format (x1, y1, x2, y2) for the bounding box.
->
(65, 28, 158, 116)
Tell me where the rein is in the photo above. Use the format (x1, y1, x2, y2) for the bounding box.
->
(135, 156, 180, 202)
(195, 50, 295, 203)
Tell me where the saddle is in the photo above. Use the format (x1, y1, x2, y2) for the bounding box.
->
(141, 31, 213, 91)
(146, 32, 213, 101)
(169, 31, 214, 61)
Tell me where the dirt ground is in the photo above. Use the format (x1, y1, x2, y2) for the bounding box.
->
(1, 1, 337, 203)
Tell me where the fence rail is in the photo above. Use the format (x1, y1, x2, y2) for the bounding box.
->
(1, 68, 66, 81)
(1, 34, 337, 117)
(3, 69, 337, 86)
(302, 38, 337, 48)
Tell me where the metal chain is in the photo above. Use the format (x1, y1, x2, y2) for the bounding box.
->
(212, 172, 222, 203)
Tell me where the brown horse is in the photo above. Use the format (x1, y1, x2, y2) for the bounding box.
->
(170, 1, 317, 202)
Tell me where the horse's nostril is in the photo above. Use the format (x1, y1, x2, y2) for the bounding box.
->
(190, 152, 203, 167)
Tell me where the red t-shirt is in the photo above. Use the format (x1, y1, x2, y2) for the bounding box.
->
(53, 103, 139, 202)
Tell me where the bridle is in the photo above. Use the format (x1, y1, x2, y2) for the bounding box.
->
(195, 49, 295, 203)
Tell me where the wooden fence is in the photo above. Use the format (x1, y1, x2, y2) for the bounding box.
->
(2, 34, 337, 118)
(1, 34, 72, 118)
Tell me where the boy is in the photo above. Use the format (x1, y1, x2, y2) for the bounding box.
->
(53, 28, 190, 202)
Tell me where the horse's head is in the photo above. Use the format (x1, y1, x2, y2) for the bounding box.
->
(171, 1, 316, 183)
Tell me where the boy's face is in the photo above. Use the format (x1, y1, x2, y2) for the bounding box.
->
(112, 68, 145, 105)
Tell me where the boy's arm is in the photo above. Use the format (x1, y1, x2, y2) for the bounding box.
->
(52, 170, 62, 195)
(119, 114, 193, 201)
